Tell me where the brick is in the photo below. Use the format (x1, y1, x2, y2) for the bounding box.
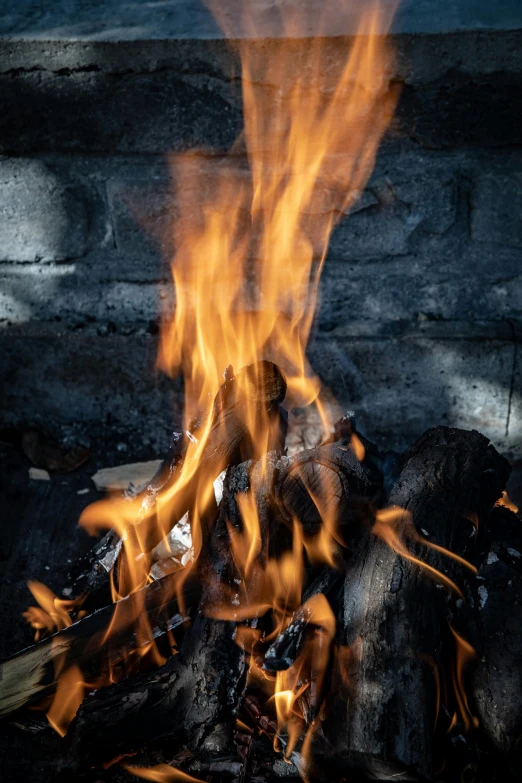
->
(0, 71, 242, 154)
(308, 333, 514, 454)
(0, 329, 181, 454)
(0, 265, 166, 324)
(0, 160, 90, 261)
(471, 174, 522, 248)
(507, 340, 522, 458)
(328, 177, 455, 259)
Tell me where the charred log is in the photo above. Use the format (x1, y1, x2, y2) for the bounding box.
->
(318, 427, 510, 781)
(0, 576, 200, 717)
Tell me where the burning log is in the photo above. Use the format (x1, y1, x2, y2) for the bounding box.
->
(316, 427, 510, 781)
(58, 430, 378, 769)
(0, 575, 200, 717)
(472, 502, 522, 773)
(65, 360, 287, 608)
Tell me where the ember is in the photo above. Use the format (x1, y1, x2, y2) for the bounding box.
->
(1, 2, 521, 783)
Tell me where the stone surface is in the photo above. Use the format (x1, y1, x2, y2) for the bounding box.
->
(329, 177, 456, 259)
(1, 0, 522, 40)
(0, 159, 92, 261)
(0, 324, 518, 458)
(0, 0, 522, 40)
(0, 70, 243, 155)
(308, 328, 516, 456)
(471, 174, 522, 248)
(0, 328, 181, 452)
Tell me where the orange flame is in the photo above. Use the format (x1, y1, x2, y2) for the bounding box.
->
(125, 764, 204, 783)
(46, 664, 85, 737)
(449, 625, 479, 732)
(23, 581, 85, 641)
(25, 0, 400, 745)
(496, 490, 519, 515)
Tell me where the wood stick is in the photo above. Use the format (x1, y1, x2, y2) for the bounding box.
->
(0, 576, 200, 718)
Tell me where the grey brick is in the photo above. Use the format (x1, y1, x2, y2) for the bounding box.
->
(328, 177, 455, 259)
(0, 328, 181, 453)
(0, 160, 90, 261)
(0, 265, 166, 324)
(308, 333, 515, 455)
(471, 174, 522, 248)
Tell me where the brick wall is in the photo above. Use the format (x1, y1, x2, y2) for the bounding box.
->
(1, 35, 521, 457)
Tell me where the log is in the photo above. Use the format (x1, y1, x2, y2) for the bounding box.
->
(0, 576, 200, 717)
(471, 504, 522, 774)
(317, 427, 510, 780)
(61, 433, 382, 769)
(65, 360, 287, 605)
(63, 459, 271, 768)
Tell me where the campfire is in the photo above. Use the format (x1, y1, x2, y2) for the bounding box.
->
(1, 3, 520, 782)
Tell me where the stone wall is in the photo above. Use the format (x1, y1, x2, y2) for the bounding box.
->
(1, 31, 521, 458)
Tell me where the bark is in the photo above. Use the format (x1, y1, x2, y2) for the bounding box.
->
(472, 504, 522, 773)
(318, 427, 510, 781)
(0, 576, 200, 717)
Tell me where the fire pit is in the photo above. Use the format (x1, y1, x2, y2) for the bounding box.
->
(1, 2, 522, 783)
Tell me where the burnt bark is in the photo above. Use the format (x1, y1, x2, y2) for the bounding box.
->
(472, 504, 522, 773)
(318, 427, 510, 780)
(0, 576, 200, 718)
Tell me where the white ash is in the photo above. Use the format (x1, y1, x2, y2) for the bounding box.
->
(478, 585, 488, 609)
(213, 470, 227, 505)
(507, 548, 521, 559)
(100, 537, 123, 573)
(421, 528, 430, 537)
(151, 512, 192, 562)
(487, 551, 499, 565)
(29, 467, 50, 481)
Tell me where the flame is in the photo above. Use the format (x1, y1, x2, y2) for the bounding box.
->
(125, 764, 204, 783)
(46, 664, 85, 737)
(25, 0, 400, 750)
(449, 625, 479, 732)
(23, 581, 84, 641)
(496, 490, 519, 515)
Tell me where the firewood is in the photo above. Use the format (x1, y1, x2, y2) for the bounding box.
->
(66, 361, 287, 605)
(61, 433, 383, 769)
(317, 427, 510, 781)
(472, 504, 522, 773)
(0, 576, 200, 718)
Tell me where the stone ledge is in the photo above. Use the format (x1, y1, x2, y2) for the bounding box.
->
(1, 1, 522, 42)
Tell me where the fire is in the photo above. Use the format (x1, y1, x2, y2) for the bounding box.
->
(24, 0, 400, 753)
(125, 764, 204, 783)
(449, 626, 479, 732)
(23, 581, 85, 641)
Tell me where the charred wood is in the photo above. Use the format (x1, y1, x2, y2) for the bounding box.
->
(319, 427, 510, 781)
(0, 576, 200, 718)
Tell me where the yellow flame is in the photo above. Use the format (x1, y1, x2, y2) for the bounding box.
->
(125, 764, 204, 783)
(25, 0, 400, 743)
(449, 625, 479, 732)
